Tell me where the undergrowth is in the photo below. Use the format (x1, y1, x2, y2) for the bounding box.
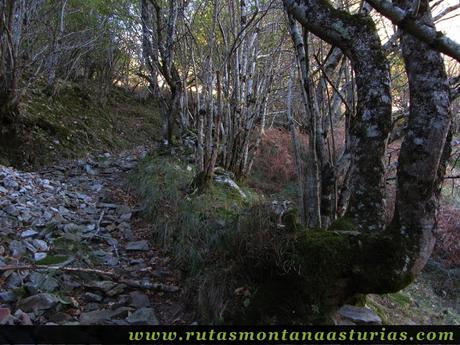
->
(133, 150, 460, 325)
(133, 152, 404, 324)
(132, 152, 268, 322)
(0, 80, 160, 168)
(132, 152, 343, 323)
(367, 263, 459, 325)
(132, 151, 260, 271)
(249, 128, 299, 196)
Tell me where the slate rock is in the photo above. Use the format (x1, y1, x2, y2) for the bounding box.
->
(84, 164, 97, 176)
(17, 293, 59, 312)
(129, 291, 151, 309)
(214, 175, 247, 198)
(3, 177, 19, 190)
(13, 309, 33, 325)
(86, 281, 117, 292)
(126, 308, 159, 325)
(61, 275, 81, 292)
(28, 272, 59, 293)
(84, 303, 103, 312)
(21, 229, 39, 238)
(4, 205, 19, 217)
(0, 291, 17, 303)
(80, 307, 131, 325)
(9, 240, 26, 257)
(336, 305, 382, 325)
(6, 272, 25, 289)
(110, 295, 131, 310)
(63, 223, 86, 233)
(80, 309, 113, 324)
(102, 255, 119, 267)
(48, 312, 74, 324)
(0, 308, 12, 325)
(119, 213, 132, 222)
(126, 240, 149, 251)
(106, 284, 127, 297)
(32, 239, 49, 252)
(34, 252, 47, 261)
(97, 203, 119, 209)
(24, 240, 38, 253)
(82, 292, 103, 303)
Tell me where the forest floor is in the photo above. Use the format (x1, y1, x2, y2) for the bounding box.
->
(0, 146, 187, 325)
(0, 86, 458, 325)
(0, 83, 160, 170)
(0, 140, 458, 325)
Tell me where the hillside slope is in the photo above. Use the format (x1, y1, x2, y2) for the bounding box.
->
(0, 82, 160, 169)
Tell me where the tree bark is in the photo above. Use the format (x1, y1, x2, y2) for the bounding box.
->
(0, 0, 19, 125)
(143, 0, 183, 145)
(287, 69, 307, 225)
(388, 0, 452, 281)
(287, 14, 322, 228)
(261, 0, 454, 318)
(141, 0, 159, 97)
(284, 0, 392, 232)
(365, 0, 460, 62)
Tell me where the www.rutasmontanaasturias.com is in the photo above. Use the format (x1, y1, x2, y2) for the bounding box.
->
(128, 328, 455, 343)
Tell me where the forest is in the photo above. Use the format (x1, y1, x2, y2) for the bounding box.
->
(0, 0, 459, 327)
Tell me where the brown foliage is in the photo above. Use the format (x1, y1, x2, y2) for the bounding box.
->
(434, 201, 460, 268)
(250, 128, 299, 193)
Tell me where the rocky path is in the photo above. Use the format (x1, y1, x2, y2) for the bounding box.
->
(0, 147, 184, 325)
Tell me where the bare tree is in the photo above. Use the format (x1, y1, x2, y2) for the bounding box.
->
(141, 0, 184, 146)
(0, 0, 21, 125)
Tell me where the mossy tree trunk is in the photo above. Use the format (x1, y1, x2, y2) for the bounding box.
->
(279, 0, 452, 319)
(284, 0, 392, 233)
(388, 0, 452, 281)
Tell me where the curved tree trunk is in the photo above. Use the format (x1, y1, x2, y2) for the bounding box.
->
(283, 0, 392, 232)
(388, 0, 452, 281)
(268, 0, 453, 320)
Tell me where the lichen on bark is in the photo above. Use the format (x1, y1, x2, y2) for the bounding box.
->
(284, 0, 392, 232)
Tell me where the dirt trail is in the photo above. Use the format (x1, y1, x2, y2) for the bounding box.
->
(0, 146, 184, 325)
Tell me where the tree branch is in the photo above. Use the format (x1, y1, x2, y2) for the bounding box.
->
(434, 2, 460, 22)
(365, 0, 460, 62)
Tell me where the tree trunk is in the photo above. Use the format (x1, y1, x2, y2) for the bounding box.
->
(287, 69, 307, 225)
(0, 0, 19, 125)
(46, 0, 68, 91)
(275, 0, 452, 319)
(388, 0, 452, 280)
(284, 0, 392, 232)
(141, 0, 159, 97)
(287, 15, 322, 228)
